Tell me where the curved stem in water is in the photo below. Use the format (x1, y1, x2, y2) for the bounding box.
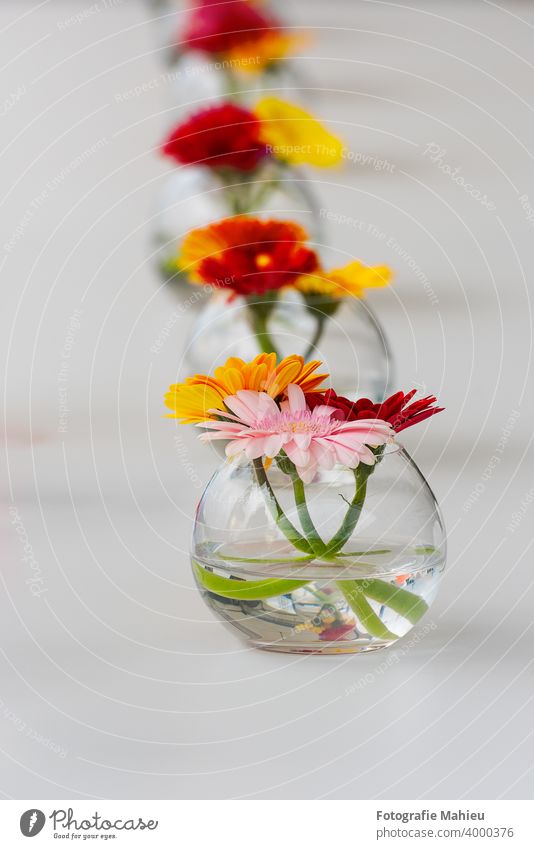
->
(193, 561, 309, 600)
(324, 465, 371, 556)
(357, 578, 428, 625)
(252, 458, 313, 555)
(337, 580, 398, 641)
(290, 472, 326, 556)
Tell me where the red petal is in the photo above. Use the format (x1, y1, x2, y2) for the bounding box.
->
(395, 407, 444, 432)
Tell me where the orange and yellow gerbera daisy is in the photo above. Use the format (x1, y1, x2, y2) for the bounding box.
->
(179, 217, 319, 296)
(165, 353, 328, 424)
(296, 261, 393, 300)
(254, 97, 344, 167)
(175, 215, 392, 304)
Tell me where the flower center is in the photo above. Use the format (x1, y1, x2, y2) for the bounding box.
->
(256, 409, 335, 435)
(255, 252, 273, 269)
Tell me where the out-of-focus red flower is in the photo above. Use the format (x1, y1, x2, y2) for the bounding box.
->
(306, 389, 444, 432)
(180, 216, 319, 297)
(161, 103, 267, 172)
(319, 622, 355, 641)
(182, 0, 279, 56)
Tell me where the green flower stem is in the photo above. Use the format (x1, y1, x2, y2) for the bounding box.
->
(357, 578, 428, 625)
(247, 179, 279, 212)
(253, 310, 279, 356)
(252, 458, 313, 555)
(337, 581, 398, 641)
(324, 465, 372, 556)
(302, 296, 340, 362)
(247, 300, 281, 358)
(193, 561, 308, 600)
(290, 472, 326, 556)
(218, 553, 315, 565)
(224, 69, 241, 98)
(335, 548, 392, 557)
(303, 313, 327, 362)
(230, 190, 248, 216)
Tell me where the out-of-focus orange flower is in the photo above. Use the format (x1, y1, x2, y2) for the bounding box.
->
(179, 216, 319, 296)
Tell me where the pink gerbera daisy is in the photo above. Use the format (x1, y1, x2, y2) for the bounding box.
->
(199, 384, 393, 483)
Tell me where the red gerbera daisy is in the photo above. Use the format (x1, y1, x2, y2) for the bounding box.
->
(182, 0, 279, 56)
(180, 216, 319, 297)
(306, 389, 444, 432)
(161, 103, 267, 172)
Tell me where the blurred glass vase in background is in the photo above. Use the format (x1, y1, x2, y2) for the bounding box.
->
(166, 50, 313, 118)
(184, 289, 392, 402)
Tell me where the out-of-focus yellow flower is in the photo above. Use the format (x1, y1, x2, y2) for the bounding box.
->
(226, 32, 307, 74)
(165, 354, 328, 423)
(296, 261, 393, 299)
(254, 97, 344, 167)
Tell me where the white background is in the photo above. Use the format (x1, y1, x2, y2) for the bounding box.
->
(0, 0, 533, 799)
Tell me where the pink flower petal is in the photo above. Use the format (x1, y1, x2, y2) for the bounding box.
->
(225, 439, 248, 457)
(245, 438, 267, 459)
(199, 421, 244, 432)
(298, 460, 318, 484)
(330, 443, 360, 466)
(312, 405, 338, 419)
(206, 407, 250, 424)
(309, 440, 335, 468)
(285, 442, 310, 467)
(264, 434, 284, 457)
(199, 430, 239, 442)
(294, 432, 312, 450)
(355, 445, 376, 465)
(223, 394, 259, 425)
(286, 383, 306, 413)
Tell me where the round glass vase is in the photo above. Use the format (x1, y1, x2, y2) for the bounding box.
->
(183, 288, 392, 401)
(191, 447, 446, 655)
(163, 49, 313, 120)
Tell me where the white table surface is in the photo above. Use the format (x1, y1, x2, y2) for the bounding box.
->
(0, 0, 533, 799)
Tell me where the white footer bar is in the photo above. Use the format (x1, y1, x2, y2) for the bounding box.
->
(1, 800, 532, 848)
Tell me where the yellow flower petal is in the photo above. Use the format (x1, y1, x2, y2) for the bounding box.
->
(329, 262, 392, 297)
(296, 262, 393, 299)
(164, 384, 226, 423)
(266, 356, 303, 396)
(254, 97, 344, 167)
(165, 353, 329, 423)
